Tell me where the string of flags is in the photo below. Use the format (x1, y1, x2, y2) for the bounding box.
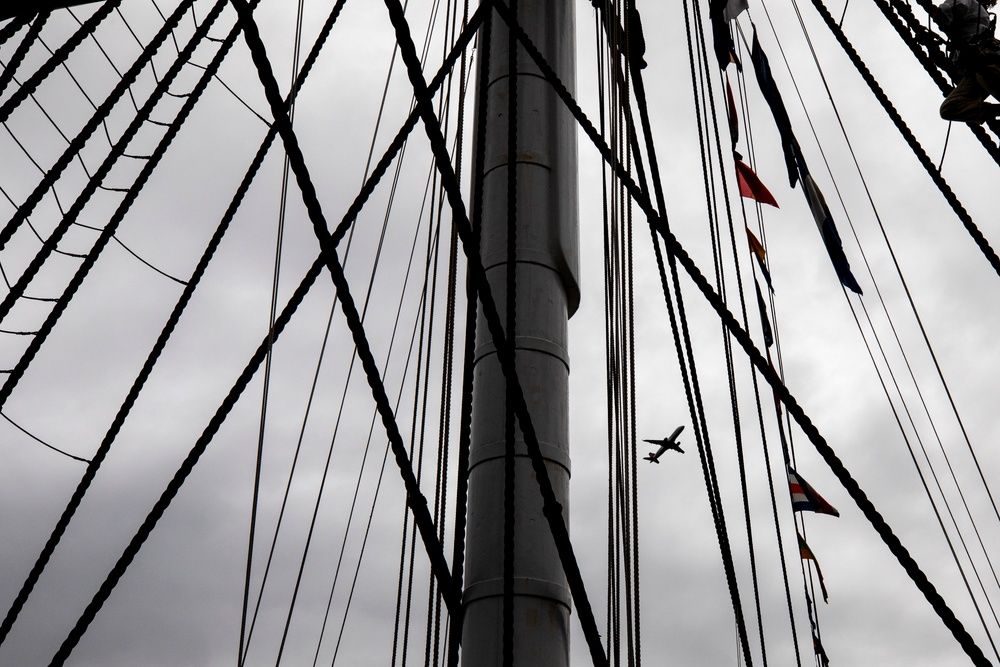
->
(734, 158, 779, 208)
(788, 464, 839, 664)
(716, 8, 863, 302)
(797, 530, 829, 602)
(710, 3, 849, 662)
(745, 227, 773, 292)
(788, 467, 840, 517)
(813, 627, 832, 667)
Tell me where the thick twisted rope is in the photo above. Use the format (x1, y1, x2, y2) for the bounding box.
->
(505, 2, 991, 662)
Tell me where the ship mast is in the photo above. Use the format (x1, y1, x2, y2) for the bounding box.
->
(3, 1, 581, 660)
(461, 1, 580, 665)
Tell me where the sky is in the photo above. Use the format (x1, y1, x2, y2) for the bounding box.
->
(1, 0, 1000, 666)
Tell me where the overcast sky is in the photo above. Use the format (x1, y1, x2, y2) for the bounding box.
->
(1, 0, 999, 666)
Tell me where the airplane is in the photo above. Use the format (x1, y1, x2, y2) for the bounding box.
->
(641, 425, 684, 463)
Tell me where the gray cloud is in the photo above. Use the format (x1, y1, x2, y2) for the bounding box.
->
(1, 0, 998, 666)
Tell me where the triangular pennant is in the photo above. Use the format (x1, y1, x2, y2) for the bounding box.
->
(813, 633, 831, 667)
(746, 227, 774, 291)
(735, 159, 779, 207)
(746, 226, 766, 262)
(727, 75, 739, 147)
(788, 467, 840, 517)
(798, 531, 829, 602)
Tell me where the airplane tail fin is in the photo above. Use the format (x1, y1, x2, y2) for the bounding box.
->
(644, 453, 659, 463)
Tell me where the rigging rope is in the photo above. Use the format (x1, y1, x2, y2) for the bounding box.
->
(601, 11, 622, 658)
(502, 10, 992, 663)
(0, 0, 238, 405)
(870, 0, 1000, 160)
(44, 253, 331, 666)
(315, 184, 449, 663)
(384, 48, 453, 667)
(687, 6, 778, 663)
(0, 409, 88, 463)
(318, 157, 458, 666)
(446, 7, 490, 665)
(381, 0, 609, 662)
(38, 11, 484, 644)
(0, 0, 206, 264)
(595, 1, 758, 663)
(749, 9, 1000, 646)
(420, 187, 446, 667)
(238, 304, 336, 666)
(624, 4, 642, 661)
(595, 0, 762, 662)
(434, 1, 472, 662)
(240, 0, 308, 658)
(847, 293, 1000, 658)
(398, 123, 442, 667)
(0, 0, 122, 125)
(65, 7, 144, 113)
(594, 11, 619, 660)
(256, 0, 314, 660)
(1, 118, 89, 258)
(799, 0, 1000, 282)
(791, 0, 1000, 531)
(0, 13, 32, 48)
(6, 1, 994, 664)
(1, 73, 189, 278)
(231, 0, 464, 617)
(0, 0, 337, 645)
(329, 217, 448, 667)
(0, 10, 49, 98)
(730, 48, 806, 667)
(762, 2, 1000, 639)
(599, 11, 625, 661)
(595, 3, 642, 662)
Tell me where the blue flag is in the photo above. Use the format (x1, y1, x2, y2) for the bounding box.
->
(749, 32, 862, 294)
(755, 279, 774, 347)
(749, 33, 800, 188)
(711, 0, 741, 70)
(801, 173, 863, 295)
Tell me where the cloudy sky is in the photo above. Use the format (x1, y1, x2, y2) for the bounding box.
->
(1, 0, 999, 666)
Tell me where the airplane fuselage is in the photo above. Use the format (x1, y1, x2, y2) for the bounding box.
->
(641, 425, 684, 463)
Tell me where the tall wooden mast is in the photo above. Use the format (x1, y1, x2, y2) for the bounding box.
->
(461, 1, 580, 664)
